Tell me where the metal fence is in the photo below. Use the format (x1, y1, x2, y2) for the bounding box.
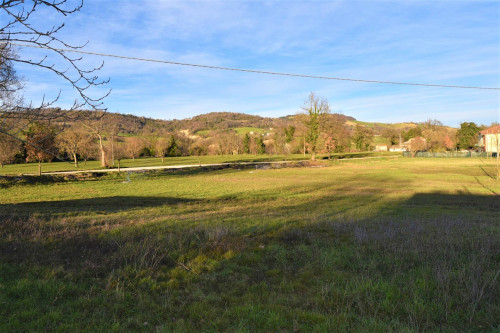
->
(402, 151, 496, 158)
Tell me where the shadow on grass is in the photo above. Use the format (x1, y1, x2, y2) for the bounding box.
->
(1, 187, 499, 331)
(479, 165, 496, 179)
(406, 192, 499, 211)
(0, 195, 198, 217)
(0, 162, 307, 189)
(0, 173, 110, 189)
(474, 177, 498, 195)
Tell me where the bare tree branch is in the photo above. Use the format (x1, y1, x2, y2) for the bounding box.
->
(0, 0, 109, 163)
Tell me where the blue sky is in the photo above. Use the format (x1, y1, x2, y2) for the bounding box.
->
(10, 0, 500, 127)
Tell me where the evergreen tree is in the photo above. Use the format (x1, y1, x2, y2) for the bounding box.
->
(167, 135, 180, 157)
(256, 137, 266, 154)
(456, 122, 481, 150)
(243, 133, 251, 154)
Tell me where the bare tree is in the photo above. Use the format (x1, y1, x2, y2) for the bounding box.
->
(301, 92, 330, 161)
(293, 115, 308, 156)
(154, 137, 168, 163)
(214, 130, 239, 155)
(1, 1, 109, 111)
(190, 140, 207, 165)
(0, 41, 22, 104)
(113, 141, 127, 172)
(1, 0, 109, 165)
(56, 127, 91, 167)
(421, 119, 447, 152)
(321, 114, 350, 159)
(24, 122, 57, 175)
(0, 130, 20, 167)
(79, 134, 97, 165)
(107, 122, 121, 166)
(83, 117, 108, 167)
(444, 134, 456, 151)
(126, 136, 145, 161)
(409, 137, 426, 157)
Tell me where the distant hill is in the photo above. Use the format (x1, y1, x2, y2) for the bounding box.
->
(45, 109, 454, 138)
(176, 112, 274, 133)
(345, 120, 419, 134)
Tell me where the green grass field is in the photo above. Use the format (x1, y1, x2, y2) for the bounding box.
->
(1, 158, 498, 331)
(347, 120, 417, 130)
(0, 154, 306, 175)
(233, 127, 268, 135)
(0, 152, 398, 175)
(195, 127, 267, 137)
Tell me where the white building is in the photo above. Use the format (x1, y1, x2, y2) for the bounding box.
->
(479, 125, 500, 153)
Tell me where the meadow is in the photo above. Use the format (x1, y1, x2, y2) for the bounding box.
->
(0, 157, 498, 331)
(0, 152, 397, 175)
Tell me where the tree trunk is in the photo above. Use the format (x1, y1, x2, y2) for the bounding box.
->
(311, 151, 316, 161)
(496, 136, 499, 180)
(73, 153, 78, 167)
(161, 157, 164, 163)
(496, 153, 499, 180)
(111, 135, 115, 166)
(97, 134, 106, 167)
(38, 160, 42, 176)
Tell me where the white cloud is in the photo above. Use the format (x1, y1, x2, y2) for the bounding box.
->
(10, 0, 499, 127)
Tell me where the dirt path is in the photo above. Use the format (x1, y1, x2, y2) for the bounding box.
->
(31, 155, 401, 176)
(37, 161, 294, 175)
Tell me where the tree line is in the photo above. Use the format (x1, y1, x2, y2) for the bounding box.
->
(1, 2, 496, 175)
(1, 93, 492, 175)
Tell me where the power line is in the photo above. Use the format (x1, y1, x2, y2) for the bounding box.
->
(7, 42, 500, 91)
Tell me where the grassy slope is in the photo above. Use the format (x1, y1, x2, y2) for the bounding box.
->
(346, 120, 418, 130)
(233, 127, 267, 135)
(195, 127, 267, 136)
(0, 158, 499, 331)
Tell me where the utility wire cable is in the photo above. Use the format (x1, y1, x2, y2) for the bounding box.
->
(8, 42, 500, 91)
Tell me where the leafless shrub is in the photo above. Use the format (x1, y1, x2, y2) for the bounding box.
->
(279, 227, 313, 245)
(203, 224, 247, 254)
(114, 234, 168, 272)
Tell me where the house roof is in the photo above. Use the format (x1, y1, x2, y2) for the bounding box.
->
(480, 125, 500, 135)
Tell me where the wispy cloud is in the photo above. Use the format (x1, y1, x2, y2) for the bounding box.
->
(11, 0, 499, 126)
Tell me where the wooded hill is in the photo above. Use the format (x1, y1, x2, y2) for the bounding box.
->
(1, 108, 471, 169)
(51, 110, 377, 136)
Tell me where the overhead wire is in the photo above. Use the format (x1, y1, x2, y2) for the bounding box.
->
(7, 42, 500, 91)
(2, 41, 499, 173)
